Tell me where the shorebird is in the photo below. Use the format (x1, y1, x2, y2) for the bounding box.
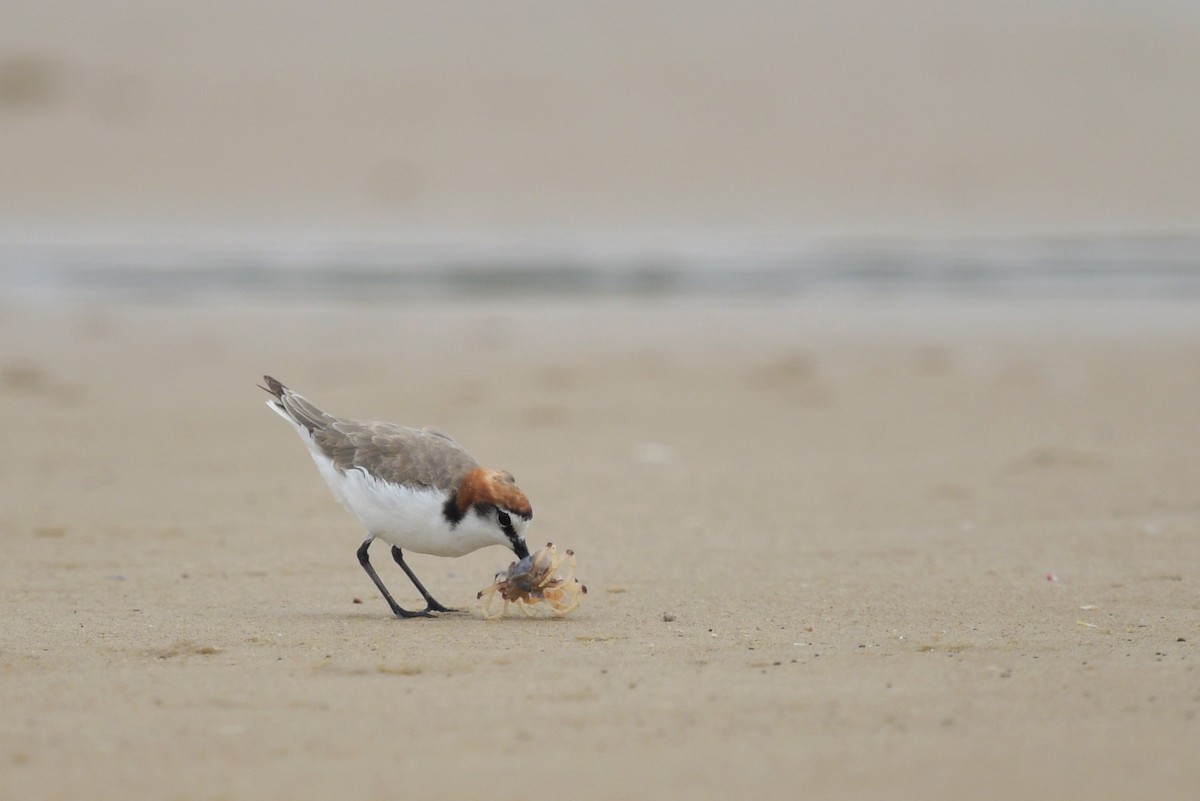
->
(260, 375, 531, 618)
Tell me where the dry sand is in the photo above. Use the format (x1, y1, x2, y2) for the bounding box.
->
(1, 297, 1198, 799)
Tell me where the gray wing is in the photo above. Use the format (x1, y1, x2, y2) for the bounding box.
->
(313, 420, 479, 490)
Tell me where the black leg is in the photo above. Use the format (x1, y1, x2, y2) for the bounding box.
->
(357, 537, 431, 618)
(391, 546, 457, 613)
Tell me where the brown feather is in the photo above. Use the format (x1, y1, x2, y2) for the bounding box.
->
(456, 467, 533, 518)
(312, 421, 480, 491)
(264, 376, 530, 514)
(262, 376, 333, 434)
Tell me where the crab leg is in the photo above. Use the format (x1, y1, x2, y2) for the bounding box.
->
(477, 586, 504, 619)
(552, 591, 585, 616)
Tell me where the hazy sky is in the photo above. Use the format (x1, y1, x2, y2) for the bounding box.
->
(2, 2, 1198, 240)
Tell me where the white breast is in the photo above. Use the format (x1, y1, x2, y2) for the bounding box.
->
(303, 434, 510, 557)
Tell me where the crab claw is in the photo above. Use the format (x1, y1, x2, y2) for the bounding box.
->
(529, 546, 555, 573)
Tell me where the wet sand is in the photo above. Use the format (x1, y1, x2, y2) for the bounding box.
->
(2, 298, 1198, 799)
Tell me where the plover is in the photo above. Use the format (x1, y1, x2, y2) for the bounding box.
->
(260, 375, 531, 618)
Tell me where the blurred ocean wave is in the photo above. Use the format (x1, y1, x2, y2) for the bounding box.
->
(2, 234, 1198, 303)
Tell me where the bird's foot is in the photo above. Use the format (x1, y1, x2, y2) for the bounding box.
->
(423, 601, 459, 614)
(392, 606, 436, 619)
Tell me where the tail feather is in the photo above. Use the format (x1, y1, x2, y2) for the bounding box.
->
(259, 375, 332, 434)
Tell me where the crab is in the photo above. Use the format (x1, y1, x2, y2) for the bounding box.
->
(477, 542, 587, 619)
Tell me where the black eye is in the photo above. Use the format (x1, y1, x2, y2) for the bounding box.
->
(497, 511, 512, 527)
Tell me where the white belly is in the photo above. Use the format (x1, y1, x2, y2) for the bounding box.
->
(307, 443, 507, 557)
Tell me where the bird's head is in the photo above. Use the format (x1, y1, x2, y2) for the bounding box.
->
(457, 467, 532, 558)
(494, 506, 531, 559)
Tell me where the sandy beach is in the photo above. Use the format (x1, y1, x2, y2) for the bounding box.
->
(1, 297, 1197, 799)
(4, 2, 1199, 796)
